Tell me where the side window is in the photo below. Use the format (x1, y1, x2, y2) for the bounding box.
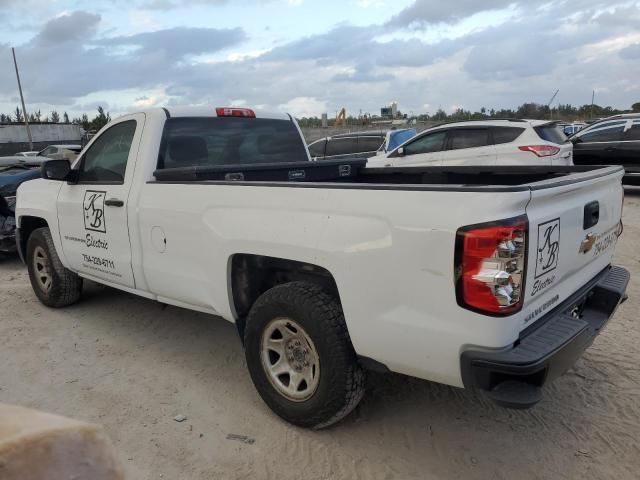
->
(403, 131, 446, 155)
(623, 124, 640, 141)
(78, 120, 136, 183)
(325, 138, 357, 157)
(358, 136, 383, 153)
(308, 139, 326, 157)
(447, 129, 489, 150)
(578, 125, 624, 143)
(492, 127, 525, 144)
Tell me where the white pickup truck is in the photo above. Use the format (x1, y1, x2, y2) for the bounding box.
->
(16, 106, 629, 428)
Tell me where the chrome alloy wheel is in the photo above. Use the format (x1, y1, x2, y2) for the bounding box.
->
(260, 317, 320, 402)
(33, 246, 52, 292)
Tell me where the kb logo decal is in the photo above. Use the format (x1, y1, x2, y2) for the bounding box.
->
(535, 218, 560, 278)
(83, 191, 106, 233)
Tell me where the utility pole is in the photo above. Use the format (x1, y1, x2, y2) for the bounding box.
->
(590, 90, 595, 120)
(547, 89, 559, 120)
(12, 47, 33, 150)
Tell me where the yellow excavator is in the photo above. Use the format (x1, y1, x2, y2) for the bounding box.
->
(335, 108, 347, 127)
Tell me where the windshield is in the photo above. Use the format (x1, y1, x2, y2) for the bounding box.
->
(157, 117, 309, 169)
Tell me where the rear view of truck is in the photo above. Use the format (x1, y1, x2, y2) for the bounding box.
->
(458, 167, 628, 408)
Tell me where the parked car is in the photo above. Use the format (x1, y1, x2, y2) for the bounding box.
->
(38, 144, 82, 161)
(15, 151, 39, 157)
(570, 114, 640, 185)
(367, 119, 572, 167)
(16, 106, 628, 428)
(0, 163, 40, 253)
(308, 131, 386, 160)
(378, 128, 417, 153)
(561, 123, 586, 136)
(0, 155, 50, 167)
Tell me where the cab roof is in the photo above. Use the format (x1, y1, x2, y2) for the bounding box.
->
(163, 106, 291, 121)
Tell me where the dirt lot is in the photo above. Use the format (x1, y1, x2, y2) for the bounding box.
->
(1, 190, 639, 480)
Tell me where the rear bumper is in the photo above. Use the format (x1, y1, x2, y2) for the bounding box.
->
(461, 265, 629, 408)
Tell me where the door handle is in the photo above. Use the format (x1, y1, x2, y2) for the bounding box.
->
(105, 198, 124, 207)
(583, 201, 599, 230)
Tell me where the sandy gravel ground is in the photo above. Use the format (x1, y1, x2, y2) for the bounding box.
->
(1, 190, 639, 480)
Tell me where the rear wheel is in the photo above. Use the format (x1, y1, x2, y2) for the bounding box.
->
(26, 227, 82, 307)
(244, 282, 365, 429)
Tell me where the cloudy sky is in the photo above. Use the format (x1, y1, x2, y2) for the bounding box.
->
(0, 0, 639, 119)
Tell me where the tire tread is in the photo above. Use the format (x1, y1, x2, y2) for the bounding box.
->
(27, 227, 82, 308)
(245, 282, 365, 429)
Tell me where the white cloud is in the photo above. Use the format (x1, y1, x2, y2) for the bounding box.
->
(1, 0, 639, 119)
(227, 48, 272, 62)
(578, 33, 640, 62)
(278, 96, 328, 117)
(357, 0, 385, 7)
(132, 90, 168, 108)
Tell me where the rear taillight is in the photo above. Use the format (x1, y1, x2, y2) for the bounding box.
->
(455, 216, 528, 316)
(518, 145, 560, 157)
(216, 107, 256, 118)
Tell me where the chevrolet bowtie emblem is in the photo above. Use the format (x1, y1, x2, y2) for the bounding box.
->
(579, 233, 596, 254)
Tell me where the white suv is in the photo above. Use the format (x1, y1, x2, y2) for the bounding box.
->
(367, 119, 573, 167)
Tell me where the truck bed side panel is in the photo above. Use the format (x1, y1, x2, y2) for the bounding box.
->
(137, 183, 530, 386)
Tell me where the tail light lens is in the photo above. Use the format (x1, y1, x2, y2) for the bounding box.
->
(216, 107, 256, 118)
(518, 145, 560, 157)
(455, 216, 528, 316)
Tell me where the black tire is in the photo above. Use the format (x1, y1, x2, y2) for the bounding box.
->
(244, 281, 365, 429)
(26, 227, 82, 308)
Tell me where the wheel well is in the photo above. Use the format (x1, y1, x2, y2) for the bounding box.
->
(18, 216, 49, 259)
(230, 254, 339, 338)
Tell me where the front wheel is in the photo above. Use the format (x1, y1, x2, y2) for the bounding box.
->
(26, 227, 82, 308)
(244, 282, 365, 429)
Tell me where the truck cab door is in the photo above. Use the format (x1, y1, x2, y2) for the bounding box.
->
(56, 113, 145, 289)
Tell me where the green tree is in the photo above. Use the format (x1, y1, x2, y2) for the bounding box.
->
(14, 106, 23, 122)
(63, 112, 70, 123)
(50, 110, 60, 123)
(432, 108, 447, 121)
(89, 106, 111, 131)
(632, 102, 640, 113)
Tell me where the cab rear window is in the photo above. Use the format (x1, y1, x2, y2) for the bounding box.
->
(157, 117, 308, 169)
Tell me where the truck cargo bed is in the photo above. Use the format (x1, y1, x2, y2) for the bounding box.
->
(153, 162, 623, 192)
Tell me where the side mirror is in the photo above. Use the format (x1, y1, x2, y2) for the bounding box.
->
(397, 147, 405, 157)
(41, 159, 71, 181)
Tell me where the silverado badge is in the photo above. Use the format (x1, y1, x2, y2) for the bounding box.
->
(579, 233, 596, 254)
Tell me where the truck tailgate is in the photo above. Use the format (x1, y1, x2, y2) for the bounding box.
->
(521, 167, 624, 329)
